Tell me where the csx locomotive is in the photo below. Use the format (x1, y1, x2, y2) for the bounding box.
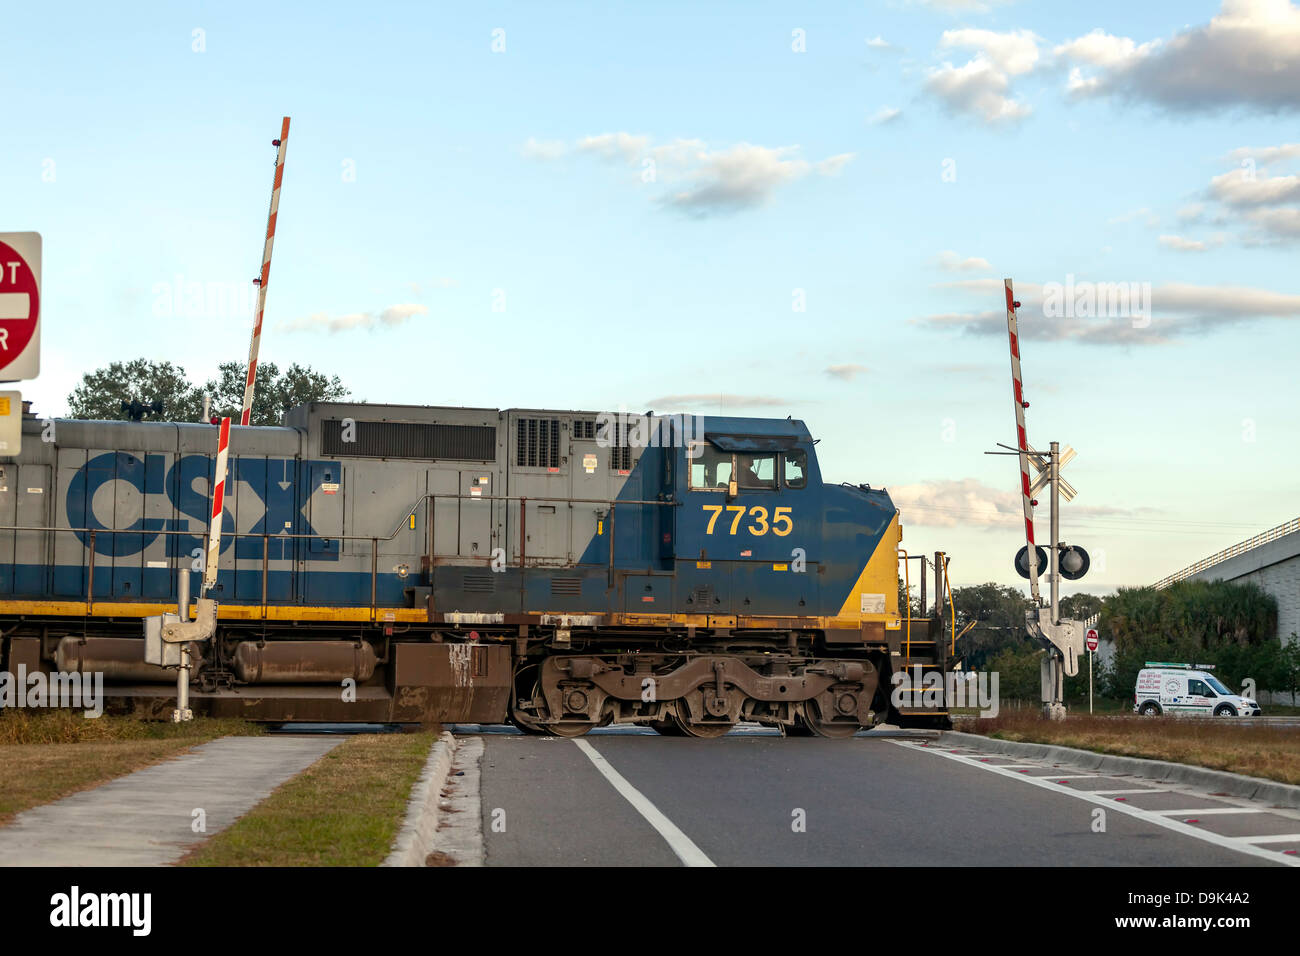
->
(0, 402, 951, 735)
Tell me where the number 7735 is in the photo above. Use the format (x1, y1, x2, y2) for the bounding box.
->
(701, 504, 792, 536)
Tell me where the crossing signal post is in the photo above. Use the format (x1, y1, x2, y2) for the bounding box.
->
(989, 279, 1093, 720)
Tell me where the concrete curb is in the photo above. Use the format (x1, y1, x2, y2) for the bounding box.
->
(939, 730, 1300, 809)
(382, 730, 457, 867)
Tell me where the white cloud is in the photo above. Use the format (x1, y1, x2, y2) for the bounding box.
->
(1244, 205, 1300, 237)
(892, 478, 1130, 528)
(1226, 143, 1300, 165)
(868, 107, 903, 125)
(279, 303, 428, 334)
(1055, 0, 1300, 113)
(825, 364, 869, 381)
(531, 133, 853, 215)
(925, 29, 1040, 124)
(1158, 234, 1219, 251)
(911, 279, 1300, 344)
(577, 132, 651, 163)
(936, 250, 993, 272)
(1208, 167, 1300, 205)
(866, 36, 897, 51)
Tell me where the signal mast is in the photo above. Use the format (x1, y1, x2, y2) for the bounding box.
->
(987, 279, 1091, 719)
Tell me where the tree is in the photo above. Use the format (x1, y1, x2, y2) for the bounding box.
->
(948, 583, 1036, 670)
(203, 361, 349, 426)
(66, 358, 349, 425)
(1100, 580, 1280, 697)
(67, 359, 202, 421)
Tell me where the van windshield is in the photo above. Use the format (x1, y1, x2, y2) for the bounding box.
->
(1205, 675, 1232, 695)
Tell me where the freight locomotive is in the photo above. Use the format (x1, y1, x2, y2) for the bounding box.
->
(0, 401, 952, 735)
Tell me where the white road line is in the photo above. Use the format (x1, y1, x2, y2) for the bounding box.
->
(1090, 789, 1169, 795)
(1235, 833, 1300, 844)
(1152, 808, 1264, 816)
(893, 741, 1300, 867)
(572, 739, 716, 868)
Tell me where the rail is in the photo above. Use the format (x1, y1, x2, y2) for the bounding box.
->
(1153, 516, 1300, 590)
(0, 492, 675, 623)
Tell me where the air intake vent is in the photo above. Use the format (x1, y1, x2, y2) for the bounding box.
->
(611, 421, 633, 472)
(321, 420, 496, 461)
(689, 586, 715, 606)
(573, 419, 596, 440)
(516, 417, 562, 469)
(550, 577, 582, 596)
(463, 573, 496, 593)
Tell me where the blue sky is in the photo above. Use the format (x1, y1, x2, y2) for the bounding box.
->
(3, 0, 1298, 594)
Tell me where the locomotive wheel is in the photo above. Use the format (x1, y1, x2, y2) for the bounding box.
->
(510, 712, 551, 735)
(801, 701, 861, 739)
(669, 710, 735, 738)
(652, 719, 687, 736)
(544, 720, 600, 738)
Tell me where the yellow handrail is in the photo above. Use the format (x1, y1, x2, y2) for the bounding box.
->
(897, 549, 911, 660)
(944, 554, 956, 656)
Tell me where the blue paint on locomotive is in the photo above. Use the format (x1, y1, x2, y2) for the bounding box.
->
(4, 413, 898, 620)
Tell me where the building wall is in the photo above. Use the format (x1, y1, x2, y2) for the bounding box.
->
(1179, 531, 1300, 647)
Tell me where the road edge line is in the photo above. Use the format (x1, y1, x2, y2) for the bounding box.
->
(938, 730, 1300, 808)
(893, 741, 1299, 867)
(573, 739, 716, 867)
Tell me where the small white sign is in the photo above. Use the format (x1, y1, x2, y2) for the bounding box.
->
(860, 593, 886, 614)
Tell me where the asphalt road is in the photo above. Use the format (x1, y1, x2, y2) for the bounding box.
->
(465, 726, 1297, 867)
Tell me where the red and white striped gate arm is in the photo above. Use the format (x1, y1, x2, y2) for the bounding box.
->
(1005, 279, 1041, 603)
(240, 116, 291, 426)
(204, 417, 231, 593)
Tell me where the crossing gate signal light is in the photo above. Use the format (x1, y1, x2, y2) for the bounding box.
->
(1015, 544, 1090, 580)
(1015, 545, 1048, 579)
(1059, 544, 1090, 580)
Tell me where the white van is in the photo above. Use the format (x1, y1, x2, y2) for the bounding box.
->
(1133, 662, 1261, 717)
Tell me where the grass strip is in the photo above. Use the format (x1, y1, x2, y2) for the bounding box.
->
(967, 712, 1300, 786)
(180, 731, 437, 867)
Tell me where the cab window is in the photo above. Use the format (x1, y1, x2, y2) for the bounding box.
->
(689, 443, 733, 491)
(1188, 679, 1215, 697)
(783, 451, 807, 489)
(734, 453, 776, 490)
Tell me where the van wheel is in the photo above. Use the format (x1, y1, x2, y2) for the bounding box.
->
(1139, 702, 1161, 716)
(1214, 704, 1237, 717)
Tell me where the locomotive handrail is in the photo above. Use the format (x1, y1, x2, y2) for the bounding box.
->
(0, 492, 677, 623)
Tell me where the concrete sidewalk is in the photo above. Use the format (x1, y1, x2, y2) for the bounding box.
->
(0, 736, 342, 866)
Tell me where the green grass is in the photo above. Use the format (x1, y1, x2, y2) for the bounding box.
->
(180, 731, 437, 867)
(0, 713, 262, 826)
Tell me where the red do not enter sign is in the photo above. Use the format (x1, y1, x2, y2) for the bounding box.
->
(0, 233, 42, 380)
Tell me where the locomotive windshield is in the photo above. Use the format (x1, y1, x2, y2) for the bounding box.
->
(689, 443, 733, 489)
(735, 453, 776, 489)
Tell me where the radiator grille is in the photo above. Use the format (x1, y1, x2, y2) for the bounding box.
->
(550, 577, 582, 596)
(516, 418, 562, 468)
(572, 419, 596, 440)
(321, 420, 496, 460)
(463, 573, 496, 593)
